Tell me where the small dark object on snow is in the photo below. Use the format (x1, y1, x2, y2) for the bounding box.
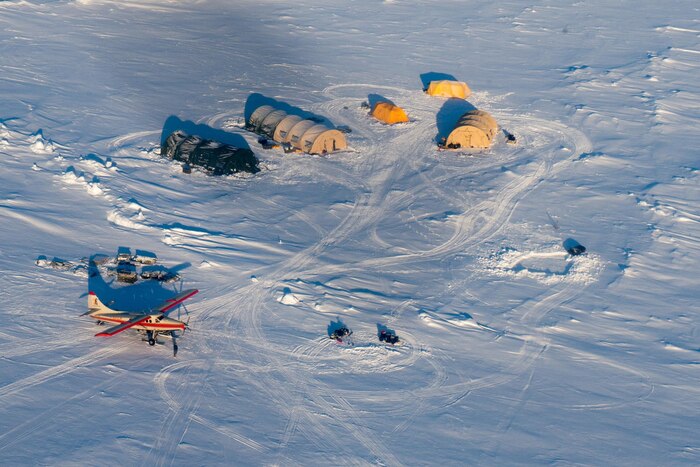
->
(330, 326, 352, 341)
(379, 330, 400, 345)
(504, 130, 517, 145)
(133, 249, 157, 265)
(563, 238, 586, 256)
(258, 137, 279, 150)
(182, 162, 191, 174)
(116, 246, 132, 262)
(162, 130, 260, 175)
(116, 261, 138, 283)
(140, 265, 179, 282)
(360, 101, 370, 109)
(437, 137, 461, 150)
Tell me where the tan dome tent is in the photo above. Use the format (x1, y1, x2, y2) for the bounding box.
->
(426, 80, 471, 99)
(287, 119, 317, 148)
(247, 105, 276, 132)
(246, 100, 348, 154)
(446, 110, 498, 149)
(371, 101, 409, 124)
(297, 124, 347, 154)
(259, 109, 287, 138)
(273, 114, 304, 142)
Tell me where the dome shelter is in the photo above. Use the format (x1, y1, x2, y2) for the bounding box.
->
(246, 105, 276, 132)
(296, 125, 347, 154)
(445, 110, 498, 149)
(371, 101, 409, 124)
(426, 80, 471, 99)
(247, 100, 347, 155)
(259, 109, 287, 138)
(273, 115, 304, 142)
(286, 119, 317, 147)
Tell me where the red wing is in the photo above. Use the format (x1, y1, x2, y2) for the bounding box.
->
(153, 289, 199, 315)
(96, 314, 150, 337)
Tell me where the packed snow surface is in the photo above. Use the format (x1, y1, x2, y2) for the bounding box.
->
(1, 0, 699, 465)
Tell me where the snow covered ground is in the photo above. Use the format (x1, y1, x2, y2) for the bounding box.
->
(1, 0, 699, 465)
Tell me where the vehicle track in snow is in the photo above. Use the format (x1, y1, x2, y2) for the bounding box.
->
(113, 85, 608, 464)
(0, 344, 127, 400)
(278, 97, 621, 429)
(202, 89, 601, 463)
(0, 367, 129, 454)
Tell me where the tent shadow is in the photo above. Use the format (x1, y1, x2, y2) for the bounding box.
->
(86, 253, 188, 313)
(367, 93, 396, 109)
(161, 115, 251, 149)
(244, 93, 332, 127)
(420, 71, 458, 91)
(435, 98, 478, 143)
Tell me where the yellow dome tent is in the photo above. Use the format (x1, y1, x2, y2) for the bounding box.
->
(445, 110, 498, 149)
(426, 80, 471, 99)
(371, 101, 409, 124)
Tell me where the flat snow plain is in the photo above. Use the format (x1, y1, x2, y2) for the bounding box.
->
(1, 1, 699, 465)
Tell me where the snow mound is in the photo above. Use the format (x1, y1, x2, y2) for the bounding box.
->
(29, 131, 56, 154)
(479, 246, 603, 285)
(278, 287, 301, 305)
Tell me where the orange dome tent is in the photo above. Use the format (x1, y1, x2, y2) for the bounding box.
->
(371, 101, 409, 124)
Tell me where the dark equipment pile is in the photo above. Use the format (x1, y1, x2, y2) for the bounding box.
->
(162, 130, 260, 175)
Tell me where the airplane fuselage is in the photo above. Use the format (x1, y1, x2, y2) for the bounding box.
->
(90, 312, 185, 333)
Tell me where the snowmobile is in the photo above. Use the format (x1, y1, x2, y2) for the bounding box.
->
(379, 330, 400, 345)
(330, 326, 353, 343)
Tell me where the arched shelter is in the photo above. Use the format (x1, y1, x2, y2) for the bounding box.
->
(445, 110, 498, 149)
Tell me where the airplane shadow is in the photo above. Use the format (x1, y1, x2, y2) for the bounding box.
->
(85, 253, 191, 313)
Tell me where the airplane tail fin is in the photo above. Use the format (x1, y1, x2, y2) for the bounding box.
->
(84, 291, 116, 316)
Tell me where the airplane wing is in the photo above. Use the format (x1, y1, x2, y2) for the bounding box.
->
(153, 289, 199, 315)
(96, 314, 150, 337)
